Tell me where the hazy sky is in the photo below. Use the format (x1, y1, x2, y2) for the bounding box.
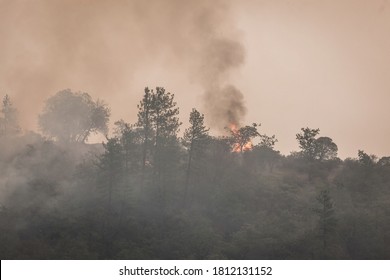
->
(1, 0, 389, 158)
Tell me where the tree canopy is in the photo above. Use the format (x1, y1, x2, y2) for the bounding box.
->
(296, 128, 338, 161)
(228, 123, 260, 153)
(38, 89, 110, 143)
(2, 85, 390, 261)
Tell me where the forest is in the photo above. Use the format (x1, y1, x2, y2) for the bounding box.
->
(1, 88, 390, 260)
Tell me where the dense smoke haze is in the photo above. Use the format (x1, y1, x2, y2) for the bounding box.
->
(0, 0, 247, 134)
(1, 0, 390, 261)
(1, 0, 390, 157)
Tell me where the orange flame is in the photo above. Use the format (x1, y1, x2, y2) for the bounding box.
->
(230, 123, 253, 153)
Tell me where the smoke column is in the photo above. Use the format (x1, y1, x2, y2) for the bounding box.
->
(199, 38, 246, 129)
(0, 0, 247, 131)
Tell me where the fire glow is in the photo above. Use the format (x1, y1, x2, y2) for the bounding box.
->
(230, 123, 253, 153)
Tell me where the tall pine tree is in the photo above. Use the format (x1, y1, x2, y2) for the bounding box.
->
(182, 108, 209, 205)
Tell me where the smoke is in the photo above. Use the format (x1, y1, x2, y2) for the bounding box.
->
(204, 85, 246, 128)
(198, 37, 247, 128)
(0, 0, 246, 132)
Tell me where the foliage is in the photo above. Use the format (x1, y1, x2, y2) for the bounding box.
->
(259, 134, 278, 148)
(358, 150, 376, 167)
(1, 87, 390, 260)
(228, 123, 260, 153)
(296, 127, 320, 159)
(136, 87, 181, 180)
(296, 128, 338, 161)
(182, 108, 210, 204)
(315, 137, 338, 161)
(313, 190, 337, 257)
(38, 89, 110, 142)
(182, 108, 209, 149)
(0, 94, 20, 136)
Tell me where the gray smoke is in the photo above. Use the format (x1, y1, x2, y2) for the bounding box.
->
(198, 38, 247, 128)
(204, 85, 246, 128)
(0, 0, 247, 130)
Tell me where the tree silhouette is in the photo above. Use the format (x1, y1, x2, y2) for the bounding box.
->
(137, 87, 181, 207)
(315, 137, 338, 161)
(0, 94, 19, 136)
(296, 127, 320, 160)
(228, 123, 260, 153)
(39, 89, 110, 143)
(358, 150, 376, 167)
(98, 136, 124, 258)
(313, 190, 337, 258)
(296, 128, 338, 161)
(137, 87, 154, 182)
(259, 134, 278, 149)
(182, 108, 209, 204)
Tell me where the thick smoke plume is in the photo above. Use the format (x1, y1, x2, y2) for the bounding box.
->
(0, 0, 246, 131)
(199, 38, 247, 129)
(204, 85, 246, 128)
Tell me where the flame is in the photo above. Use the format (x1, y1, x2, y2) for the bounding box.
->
(230, 123, 253, 153)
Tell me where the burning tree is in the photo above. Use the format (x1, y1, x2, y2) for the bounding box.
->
(228, 123, 260, 153)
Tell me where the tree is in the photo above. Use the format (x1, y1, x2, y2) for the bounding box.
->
(136, 87, 181, 205)
(137, 87, 154, 179)
(114, 120, 142, 172)
(182, 108, 209, 204)
(252, 134, 280, 173)
(259, 134, 278, 149)
(150, 87, 181, 202)
(378, 156, 390, 167)
(0, 94, 19, 136)
(97, 136, 124, 258)
(38, 89, 110, 143)
(314, 137, 338, 161)
(296, 127, 320, 160)
(228, 123, 260, 153)
(313, 190, 337, 258)
(296, 128, 338, 161)
(358, 150, 376, 167)
(150, 87, 181, 141)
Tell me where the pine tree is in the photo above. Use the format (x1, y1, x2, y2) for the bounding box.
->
(137, 87, 153, 183)
(1, 94, 19, 136)
(98, 137, 124, 258)
(182, 108, 209, 204)
(136, 87, 181, 203)
(150, 87, 181, 202)
(313, 190, 337, 258)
